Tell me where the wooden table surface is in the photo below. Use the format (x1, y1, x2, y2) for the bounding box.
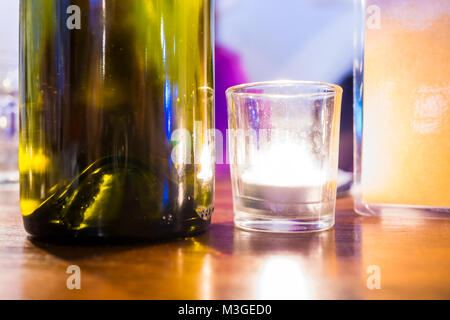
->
(0, 175, 449, 300)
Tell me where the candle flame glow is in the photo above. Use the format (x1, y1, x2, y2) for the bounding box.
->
(242, 142, 324, 187)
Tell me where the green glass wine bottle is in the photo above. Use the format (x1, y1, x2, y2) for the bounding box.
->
(19, 0, 215, 241)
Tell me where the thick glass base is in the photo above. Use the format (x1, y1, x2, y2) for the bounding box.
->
(20, 158, 214, 242)
(354, 197, 450, 220)
(235, 213, 334, 233)
(233, 198, 335, 233)
(23, 215, 211, 243)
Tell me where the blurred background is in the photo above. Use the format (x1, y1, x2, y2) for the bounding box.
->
(0, 0, 354, 183)
(215, 0, 354, 173)
(0, 0, 19, 185)
(0, 1, 18, 59)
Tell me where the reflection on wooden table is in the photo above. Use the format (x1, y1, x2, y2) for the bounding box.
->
(0, 175, 449, 299)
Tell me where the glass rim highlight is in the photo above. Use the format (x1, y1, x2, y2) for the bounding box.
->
(226, 80, 343, 99)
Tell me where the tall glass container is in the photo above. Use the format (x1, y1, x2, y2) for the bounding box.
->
(19, 0, 215, 240)
(354, 0, 450, 217)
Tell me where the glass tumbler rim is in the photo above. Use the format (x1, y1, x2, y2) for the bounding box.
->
(226, 80, 343, 99)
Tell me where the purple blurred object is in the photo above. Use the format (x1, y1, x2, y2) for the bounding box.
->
(215, 45, 247, 173)
(215, 45, 247, 134)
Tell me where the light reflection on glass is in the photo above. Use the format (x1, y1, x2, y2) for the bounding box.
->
(197, 144, 214, 181)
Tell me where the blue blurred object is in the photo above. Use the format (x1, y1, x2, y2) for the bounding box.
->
(0, 95, 19, 183)
(0, 99, 17, 138)
(0, 56, 19, 183)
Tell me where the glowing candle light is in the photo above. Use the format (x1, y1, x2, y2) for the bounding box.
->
(240, 142, 328, 204)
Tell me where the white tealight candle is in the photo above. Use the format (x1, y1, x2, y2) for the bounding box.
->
(240, 142, 327, 203)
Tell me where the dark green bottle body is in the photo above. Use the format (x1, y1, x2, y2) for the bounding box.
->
(19, 0, 215, 241)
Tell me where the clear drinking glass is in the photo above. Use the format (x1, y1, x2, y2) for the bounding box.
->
(0, 57, 19, 184)
(227, 81, 342, 233)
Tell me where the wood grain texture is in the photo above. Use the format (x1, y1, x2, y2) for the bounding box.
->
(0, 175, 449, 300)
